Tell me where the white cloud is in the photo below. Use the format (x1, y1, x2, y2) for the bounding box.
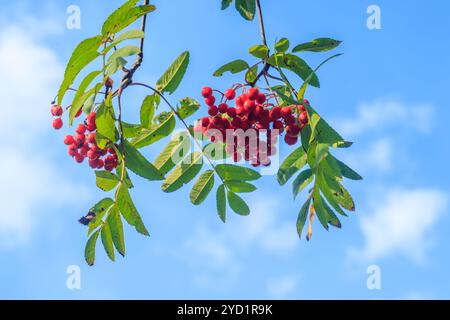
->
(0, 22, 87, 248)
(337, 99, 435, 137)
(266, 275, 298, 299)
(343, 138, 393, 173)
(350, 189, 448, 264)
(177, 196, 300, 290)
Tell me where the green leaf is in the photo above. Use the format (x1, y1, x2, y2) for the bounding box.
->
(178, 97, 200, 120)
(69, 82, 102, 125)
(107, 45, 140, 65)
(107, 205, 125, 256)
(102, 1, 156, 36)
(122, 122, 141, 139)
(333, 182, 356, 212)
(87, 198, 115, 235)
(156, 51, 190, 94)
(101, 221, 115, 262)
(190, 170, 215, 205)
(123, 140, 164, 181)
(221, 0, 233, 10)
(284, 54, 320, 88)
(225, 181, 257, 193)
(293, 38, 342, 53)
(216, 164, 261, 182)
(132, 112, 176, 148)
(106, 56, 127, 77)
(72, 70, 102, 114)
(58, 35, 103, 105)
(322, 199, 342, 229)
(227, 191, 250, 216)
(277, 147, 307, 185)
(203, 143, 229, 161)
(85, 229, 101, 266)
(104, 29, 145, 53)
(314, 143, 329, 168)
(162, 152, 203, 193)
(217, 185, 227, 223)
(213, 59, 249, 77)
(275, 38, 290, 52)
(116, 184, 150, 236)
(297, 198, 311, 239)
(95, 170, 120, 191)
(307, 106, 345, 146)
(334, 157, 363, 181)
(317, 170, 347, 217)
(140, 94, 159, 128)
(293, 169, 314, 198)
(96, 101, 117, 143)
(245, 65, 259, 83)
(249, 44, 269, 59)
(235, 0, 256, 20)
(313, 187, 329, 231)
(154, 133, 190, 175)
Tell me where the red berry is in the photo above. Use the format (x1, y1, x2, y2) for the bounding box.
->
(64, 135, 74, 145)
(236, 106, 245, 116)
(201, 117, 210, 127)
(87, 112, 96, 121)
(227, 107, 237, 118)
(105, 77, 114, 88)
(285, 115, 296, 126)
(284, 134, 298, 146)
(231, 117, 242, 128)
(75, 109, 83, 118)
(89, 159, 99, 169)
(68, 144, 78, 157)
(303, 99, 310, 105)
(87, 122, 96, 132)
(218, 103, 229, 114)
(299, 112, 308, 124)
(52, 118, 63, 130)
(76, 124, 86, 134)
(298, 105, 306, 112)
(270, 107, 282, 121)
(273, 120, 284, 133)
(74, 154, 85, 164)
(51, 105, 63, 117)
(244, 100, 256, 113)
(286, 125, 301, 137)
(208, 106, 218, 116)
(202, 87, 213, 98)
(87, 132, 96, 144)
(212, 116, 223, 127)
(204, 96, 216, 107)
(236, 94, 247, 107)
(280, 106, 292, 119)
(224, 89, 236, 100)
(79, 144, 90, 157)
(75, 133, 85, 146)
(87, 150, 98, 160)
(256, 93, 266, 104)
(247, 88, 260, 101)
(97, 158, 105, 169)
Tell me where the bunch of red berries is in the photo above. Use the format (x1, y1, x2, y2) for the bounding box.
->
(194, 85, 309, 167)
(51, 105, 119, 171)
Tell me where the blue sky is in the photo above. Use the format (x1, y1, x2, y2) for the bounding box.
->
(0, 0, 449, 299)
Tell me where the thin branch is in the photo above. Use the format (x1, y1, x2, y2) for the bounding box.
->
(129, 82, 228, 187)
(117, 92, 127, 182)
(256, 0, 267, 46)
(249, 0, 270, 87)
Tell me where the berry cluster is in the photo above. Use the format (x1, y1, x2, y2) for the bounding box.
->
(194, 85, 309, 167)
(50, 105, 119, 171)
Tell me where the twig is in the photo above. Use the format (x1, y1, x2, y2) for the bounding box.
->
(249, 0, 270, 87)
